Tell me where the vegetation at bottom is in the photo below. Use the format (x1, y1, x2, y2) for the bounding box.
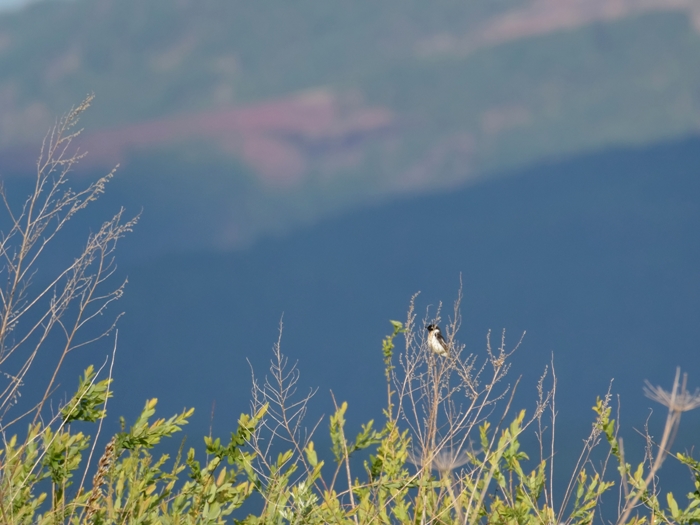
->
(2, 99, 700, 524)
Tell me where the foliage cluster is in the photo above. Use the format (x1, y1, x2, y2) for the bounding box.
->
(1, 100, 700, 524)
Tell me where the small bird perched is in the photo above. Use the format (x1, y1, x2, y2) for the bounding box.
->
(426, 324, 449, 357)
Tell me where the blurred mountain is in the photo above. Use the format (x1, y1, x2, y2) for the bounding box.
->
(2, 0, 700, 252)
(99, 132, 700, 457)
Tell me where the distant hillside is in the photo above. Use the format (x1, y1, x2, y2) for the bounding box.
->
(100, 134, 700, 449)
(2, 0, 700, 250)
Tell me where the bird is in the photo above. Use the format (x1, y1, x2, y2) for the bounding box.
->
(426, 324, 449, 357)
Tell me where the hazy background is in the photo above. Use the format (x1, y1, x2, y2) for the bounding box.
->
(1, 0, 700, 493)
(0, 0, 34, 10)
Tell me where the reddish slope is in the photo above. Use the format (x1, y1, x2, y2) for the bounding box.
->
(75, 89, 394, 186)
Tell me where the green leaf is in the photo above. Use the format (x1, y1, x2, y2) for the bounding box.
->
(61, 366, 113, 424)
(330, 402, 348, 464)
(667, 492, 680, 520)
(305, 441, 318, 467)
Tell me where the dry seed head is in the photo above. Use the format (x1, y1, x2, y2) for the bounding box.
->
(644, 369, 700, 413)
(408, 446, 471, 475)
(84, 435, 116, 521)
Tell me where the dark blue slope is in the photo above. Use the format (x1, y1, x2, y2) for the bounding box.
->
(108, 135, 700, 462)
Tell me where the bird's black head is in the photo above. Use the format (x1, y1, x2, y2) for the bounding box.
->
(426, 324, 437, 332)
